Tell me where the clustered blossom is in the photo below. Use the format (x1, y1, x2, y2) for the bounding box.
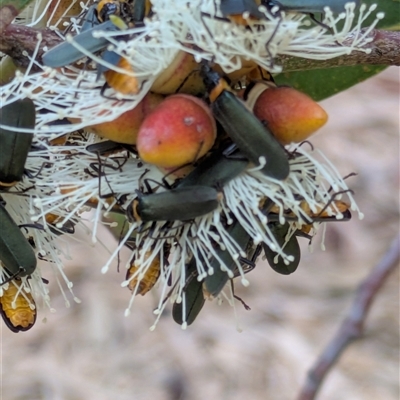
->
(0, 0, 379, 329)
(1, 0, 383, 134)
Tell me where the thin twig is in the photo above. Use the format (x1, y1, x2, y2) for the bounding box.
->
(0, 24, 399, 71)
(278, 30, 400, 71)
(297, 234, 400, 400)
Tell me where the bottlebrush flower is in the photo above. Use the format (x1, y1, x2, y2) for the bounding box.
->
(0, 0, 378, 330)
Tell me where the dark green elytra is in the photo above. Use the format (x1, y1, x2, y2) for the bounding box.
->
(0, 203, 37, 278)
(97, 49, 122, 76)
(0, 98, 35, 184)
(220, 0, 266, 19)
(132, 186, 220, 222)
(177, 147, 248, 189)
(211, 91, 289, 180)
(42, 20, 119, 68)
(86, 140, 125, 155)
(80, 4, 101, 32)
(200, 66, 289, 180)
(131, 0, 149, 23)
(203, 221, 251, 298)
(263, 223, 301, 275)
(263, 0, 360, 14)
(173, 259, 205, 326)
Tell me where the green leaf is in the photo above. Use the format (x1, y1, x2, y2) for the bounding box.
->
(361, 0, 400, 30)
(274, 1, 398, 100)
(275, 65, 387, 101)
(0, 0, 36, 13)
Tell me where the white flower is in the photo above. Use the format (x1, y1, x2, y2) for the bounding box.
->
(0, 0, 377, 328)
(0, 1, 383, 136)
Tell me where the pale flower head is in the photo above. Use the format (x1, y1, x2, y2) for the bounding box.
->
(0, 0, 378, 328)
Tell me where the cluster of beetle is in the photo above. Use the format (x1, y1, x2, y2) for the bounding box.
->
(0, 0, 357, 331)
(0, 98, 39, 332)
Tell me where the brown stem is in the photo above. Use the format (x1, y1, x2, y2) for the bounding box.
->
(297, 234, 400, 400)
(0, 22, 399, 72)
(0, 24, 63, 70)
(278, 29, 400, 71)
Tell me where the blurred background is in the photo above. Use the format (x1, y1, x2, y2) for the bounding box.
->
(2, 67, 399, 400)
